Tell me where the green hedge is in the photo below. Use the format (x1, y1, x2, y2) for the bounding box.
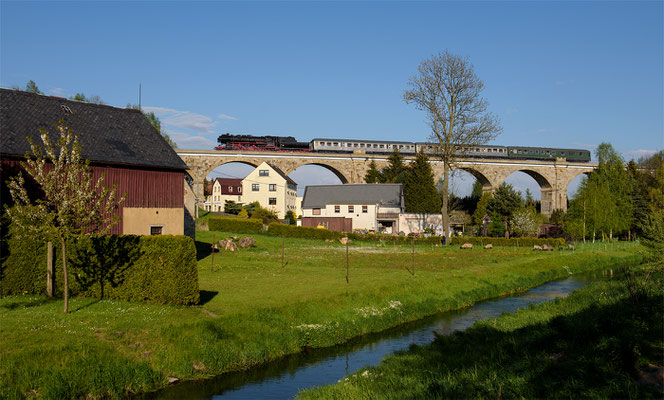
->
(267, 223, 445, 244)
(268, 223, 344, 240)
(1, 234, 199, 305)
(449, 236, 565, 248)
(208, 216, 264, 234)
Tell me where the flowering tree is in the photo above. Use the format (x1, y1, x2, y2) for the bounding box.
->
(511, 207, 542, 237)
(7, 120, 124, 313)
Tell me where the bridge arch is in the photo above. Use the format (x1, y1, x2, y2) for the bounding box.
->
(288, 162, 349, 184)
(203, 159, 259, 181)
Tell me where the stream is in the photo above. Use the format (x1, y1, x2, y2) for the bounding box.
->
(147, 271, 610, 399)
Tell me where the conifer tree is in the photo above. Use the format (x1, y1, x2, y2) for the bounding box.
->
(404, 150, 441, 213)
(381, 148, 408, 183)
(364, 160, 381, 183)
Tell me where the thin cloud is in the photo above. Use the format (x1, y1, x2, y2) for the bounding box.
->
(624, 149, 658, 159)
(165, 129, 217, 149)
(218, 113, 237, 120)
(571, 142, 597, 150)
(144, 106, 216, 133)
(48, 87, 66, 96)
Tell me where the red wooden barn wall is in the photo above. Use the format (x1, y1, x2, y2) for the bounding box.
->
(1, 159, 184, 235)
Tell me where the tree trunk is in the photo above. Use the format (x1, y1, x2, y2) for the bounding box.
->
(583, 199, 586, 243)
(60, 237, 69, 314)
(441, 163, 449, 242)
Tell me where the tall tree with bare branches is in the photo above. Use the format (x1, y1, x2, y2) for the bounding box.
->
(404, 51, 501, 238)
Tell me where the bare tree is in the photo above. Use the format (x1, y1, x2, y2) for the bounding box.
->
(404, 51, 501, 238)
(7, 120, 124, 313)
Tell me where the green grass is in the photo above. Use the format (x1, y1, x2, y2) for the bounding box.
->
(0, 231, 644, 399)
(297, 263, 664, 399)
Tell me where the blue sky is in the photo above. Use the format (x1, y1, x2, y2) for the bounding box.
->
(2, 1, 662, 197)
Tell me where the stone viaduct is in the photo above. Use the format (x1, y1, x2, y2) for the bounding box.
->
(176, 149, 596, 217)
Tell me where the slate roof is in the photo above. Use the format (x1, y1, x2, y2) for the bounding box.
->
(266, 163, 297, 186)
(0, 89, 187, 170)
(302, 184, 403, 209)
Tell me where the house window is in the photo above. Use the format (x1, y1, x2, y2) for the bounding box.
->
(150, 226, 163, 235)
(252, 184, 259, 191)
(228, 186, 233, 192)
(259, 170, 269, 176)
(362, 205, 368, 213)
(334, 205, 340, 213)
(238, 187, 242, 193)
(269, 184, 276, 191)
(313, 208, 321, 215)
(348, 205, 354, 213)
(269, 198, 277, 205)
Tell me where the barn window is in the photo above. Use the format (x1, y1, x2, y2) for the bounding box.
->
(335, 205, 340, 213)
(228, 186, 233, 192)
(362, 205, 368, 213)
(269, 184, 276, 191)
(313, 208, 321, 215)
(252, 184, 259, 191)
(348, 205, 354, 213)
(150, 226, 163, 235)
(259, 170, 269, 176)
(269, 198, 277, 205)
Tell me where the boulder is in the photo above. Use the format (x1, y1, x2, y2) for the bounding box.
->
(219, 239, 238, 252)
(460, 243, 473, 249)
(533, 245, 543, 251)
(339, 237, 351, 245)
(238, 237, 256, 248)
(484, 244, 493, 249)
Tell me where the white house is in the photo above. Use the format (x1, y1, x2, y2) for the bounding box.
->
(241, 162, 298, 219)
(203, 178, 243, 212)
(301, 184, 404, 233)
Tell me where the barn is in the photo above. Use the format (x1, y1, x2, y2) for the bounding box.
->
(0, 89, 194, 237)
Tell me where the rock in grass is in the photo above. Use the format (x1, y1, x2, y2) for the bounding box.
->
(484, 244, 493, 249)
(167, 376, 179, 384)
(219, 239, 238, 251)
(238, 237, 256, 248)
(460, 243, 473, 249)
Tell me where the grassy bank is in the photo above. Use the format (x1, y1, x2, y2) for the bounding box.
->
(298, 263, 663, 399)
(0, 232, 644, 399)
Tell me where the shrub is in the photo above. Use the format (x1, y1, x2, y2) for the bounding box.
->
(267, 223, 445, 244)
(449, 236, 565, 248)
(1, 234, 199, 305)
(268, 223, 344, 240)
(208, 216, 263, 233)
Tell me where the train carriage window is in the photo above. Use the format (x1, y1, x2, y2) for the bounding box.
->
(379, 144, 384, 148)
(354, 143, 358, 147)
(333, 142, 339, 147)
(373, 144, 378, 148)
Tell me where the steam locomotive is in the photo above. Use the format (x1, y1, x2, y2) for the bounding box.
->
(215, 134, 591, 162)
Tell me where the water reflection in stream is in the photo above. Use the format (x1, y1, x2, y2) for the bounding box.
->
(147, 272, 607, 400)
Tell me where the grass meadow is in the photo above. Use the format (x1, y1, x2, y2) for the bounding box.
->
(0, 231, 644, 399)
